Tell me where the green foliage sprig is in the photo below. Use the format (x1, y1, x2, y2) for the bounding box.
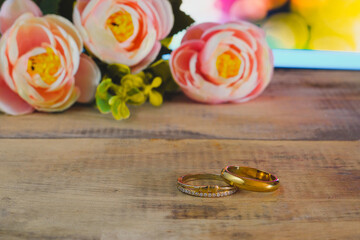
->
(96, 63, 172, 120)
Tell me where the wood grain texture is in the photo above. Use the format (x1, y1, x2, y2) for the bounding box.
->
(0, 69, 359, 141)
(0, 139, 359, 240)
(0, 69, 359, 240)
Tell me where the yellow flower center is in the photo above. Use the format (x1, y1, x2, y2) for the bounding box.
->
(107, 10, 134, 43)
(216, 51, 242, 79)
(27, 47, 61, 85)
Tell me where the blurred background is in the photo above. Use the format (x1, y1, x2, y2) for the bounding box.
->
(178, 0, 360, 52)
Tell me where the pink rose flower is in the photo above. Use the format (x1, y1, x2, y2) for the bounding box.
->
(0, 0, 101, 115)
(170, 22, 274, 104)
(74, 0, 174, 73)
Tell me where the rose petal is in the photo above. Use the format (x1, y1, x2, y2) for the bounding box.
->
(146, 0, 174, 39)
(131, 42, 161, 73)
(0, 0, 42, 34)
(13, 19, 54, 61)
(75, 54, 101, 103)
(182, 22, 219, 43)
(44, 15, 83, 51)
(76, 0, 91, 16)
(0, 74, 33, 115)
(35, 84, 80, 112)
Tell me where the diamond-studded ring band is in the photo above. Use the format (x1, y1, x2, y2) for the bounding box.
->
(177, 174, 237, 198)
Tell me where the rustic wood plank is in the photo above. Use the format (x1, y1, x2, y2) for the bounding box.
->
(0, 139, 359, 240)
(0, 69, 359, 140)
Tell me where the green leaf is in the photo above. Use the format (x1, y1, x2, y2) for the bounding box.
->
(107, 64, 131, 80)
(126, 87, 141, 96)
(96, 93, 112, 114)
(39, 0, 61, 14)
(126, 87, 146, 105)
(160, 37, 173, 49)
(119, 101, 131, 120)
(127, 92, 146, 105)
(168, 0, 194, 36)
(111, 98, 122, 120)
(96, 78, 113, 98)
(149, 91, 163, 107)
(58, 0, 76, 21)
(163, 76, 180, 93)
(151, 77, 162, 88)
(109, 96, 121, 106)
(149, 60, 172, 79)
(111, 99, 130, 120)
(146, 60, 179, 94)
(121, 75, 144, 89)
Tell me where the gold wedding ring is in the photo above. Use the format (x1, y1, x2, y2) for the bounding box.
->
(221, 166, 280, 192)
(177, 174, 238, 198)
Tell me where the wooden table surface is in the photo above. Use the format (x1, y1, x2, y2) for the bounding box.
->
(0, 69, 359, 240)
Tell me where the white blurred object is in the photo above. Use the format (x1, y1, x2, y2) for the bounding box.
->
(181, 0, 222, 23)
(169, 30, 186, 50)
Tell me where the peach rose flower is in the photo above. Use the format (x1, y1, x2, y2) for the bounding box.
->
(0, 0, 101, 115)
(170, 22, 274, 104)
(74, 0, 174, 73)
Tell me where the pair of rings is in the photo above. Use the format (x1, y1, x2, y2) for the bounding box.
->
(177, 166, 280, 198)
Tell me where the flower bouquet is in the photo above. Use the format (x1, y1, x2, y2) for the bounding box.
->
(0, 0, 274, 120)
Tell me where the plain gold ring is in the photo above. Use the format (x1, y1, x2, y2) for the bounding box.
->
(221, 166, 280, 192)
